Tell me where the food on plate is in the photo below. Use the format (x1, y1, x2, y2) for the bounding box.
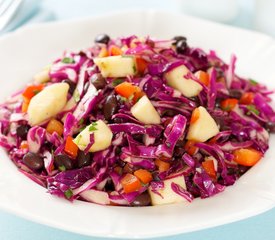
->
(1, 34, 275, 206)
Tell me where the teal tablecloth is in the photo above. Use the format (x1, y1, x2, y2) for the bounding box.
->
(0, 0, 274, 239)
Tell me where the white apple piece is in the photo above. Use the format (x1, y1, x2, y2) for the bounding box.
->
(80, 189, 110, 205)
(165, 64, 203, 97)
(73, 120, 113, 152)
(33, 66, 51, 84)
(130, 95, 161, 124)
(187, 106, 219, 142)
(149, 174, 187, 205)
(28, 83, 69, 126)
(94, 55, 136, 78)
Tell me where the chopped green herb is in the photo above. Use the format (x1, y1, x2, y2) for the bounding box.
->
(33, 89, 41, 95)
(75, 135, 82, 144)
(128, 94, 134, 101)
(141, 182, 148, 187)
(73, 90, 80, 102)
(133, 64, 137, 73)
(89, 122, 98, 132)
(78, 119, 84, 125)
(166, 142, 171, 148)
(112, 79, 124, 86)
(222, 106, 231, 112)
(121, 55, 133, 58)
(59, 165, 66, 172)
(136, 95, 143, 102)
(78, 126, 86, 132)
(249, 79, 258, 86)
(62, 57, 75, 64)
(119, 96, 127, 102)
(64, 189, 73, 199)
(247, 104, 260, 115)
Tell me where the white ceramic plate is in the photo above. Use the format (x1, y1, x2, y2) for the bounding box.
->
(1, 10, 275, 239)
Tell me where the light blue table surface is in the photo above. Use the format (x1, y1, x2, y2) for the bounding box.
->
(1, 0, 275, 239)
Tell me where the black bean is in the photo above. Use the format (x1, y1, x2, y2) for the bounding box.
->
(94, 34, 110, 44)
(130, 192, 151, 207)
(77, 151, 91, 168)
(164, 110, 176, 117)
(176, 39, 188, 54)
(23, 152, 44, 171)
(63, 79, 76, 95)
(265, 121, 275, 133)
(103, 95, 118, 120)
(104, 179, 115, 191)
(16, 125, 30, 139)
(172, 36, 187, 45)
(54, 154, 74, 170)
(229, 89, 242, 99)
(90, 73, 106, 90)
(152, 172, 161, 181)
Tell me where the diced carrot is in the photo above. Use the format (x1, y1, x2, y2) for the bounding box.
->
(233, 148, 262, 166)
(109, 45, 123, 56)
(21, 98, 30, 113)
(240, 92, 254, 105)
(220, 98, 239, 111)
(155, 159, 170, 172)
(20, 141, 28, 150)
(208, 135, 218, 144)
(184, 140, 198, 155)
(98, 47, 108, 57)
(134, 169, 153, 184)
(121, 173, 142, 193)
(22, 84, 44, 101)
(115, 82, 141, 99)
(135, 56, 148, 74)
(46, 119, 64, 136)
(195, 70, 210, 86)
(190, 108, 200, 124)
(64, 136, 78, 159)
(202, 160, 216, 179)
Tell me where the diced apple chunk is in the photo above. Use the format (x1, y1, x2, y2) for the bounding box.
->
(73, 120, 113, 152)
(148, 174, 187, 205)
(94, 55, 136, 78)
(28, 83, 69, 126)
(130, 95, 161, 124)
(80, 189, 110, 205)
(33, 66, 51, 84)
(187, 106, 219, 142)
(165, 65, 203, 97)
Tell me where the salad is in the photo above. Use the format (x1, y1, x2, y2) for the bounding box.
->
(0, 34, 275, 207)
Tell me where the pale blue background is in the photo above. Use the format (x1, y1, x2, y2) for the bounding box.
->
(1, 0, 275, 239)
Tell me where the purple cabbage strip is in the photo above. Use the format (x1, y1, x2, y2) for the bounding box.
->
(73, 84, 99, 122)
(207, 68, 217, 110)
(63, 113, 77, 139)
(72, 167, 106, 196)
(27, 126, 46, 153)
(156, 115, 186, 158)
(171, 182, 194, 202)
(83, 133, 95, 154)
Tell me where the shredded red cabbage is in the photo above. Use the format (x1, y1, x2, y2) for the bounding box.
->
(0, 34, 275, 206)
